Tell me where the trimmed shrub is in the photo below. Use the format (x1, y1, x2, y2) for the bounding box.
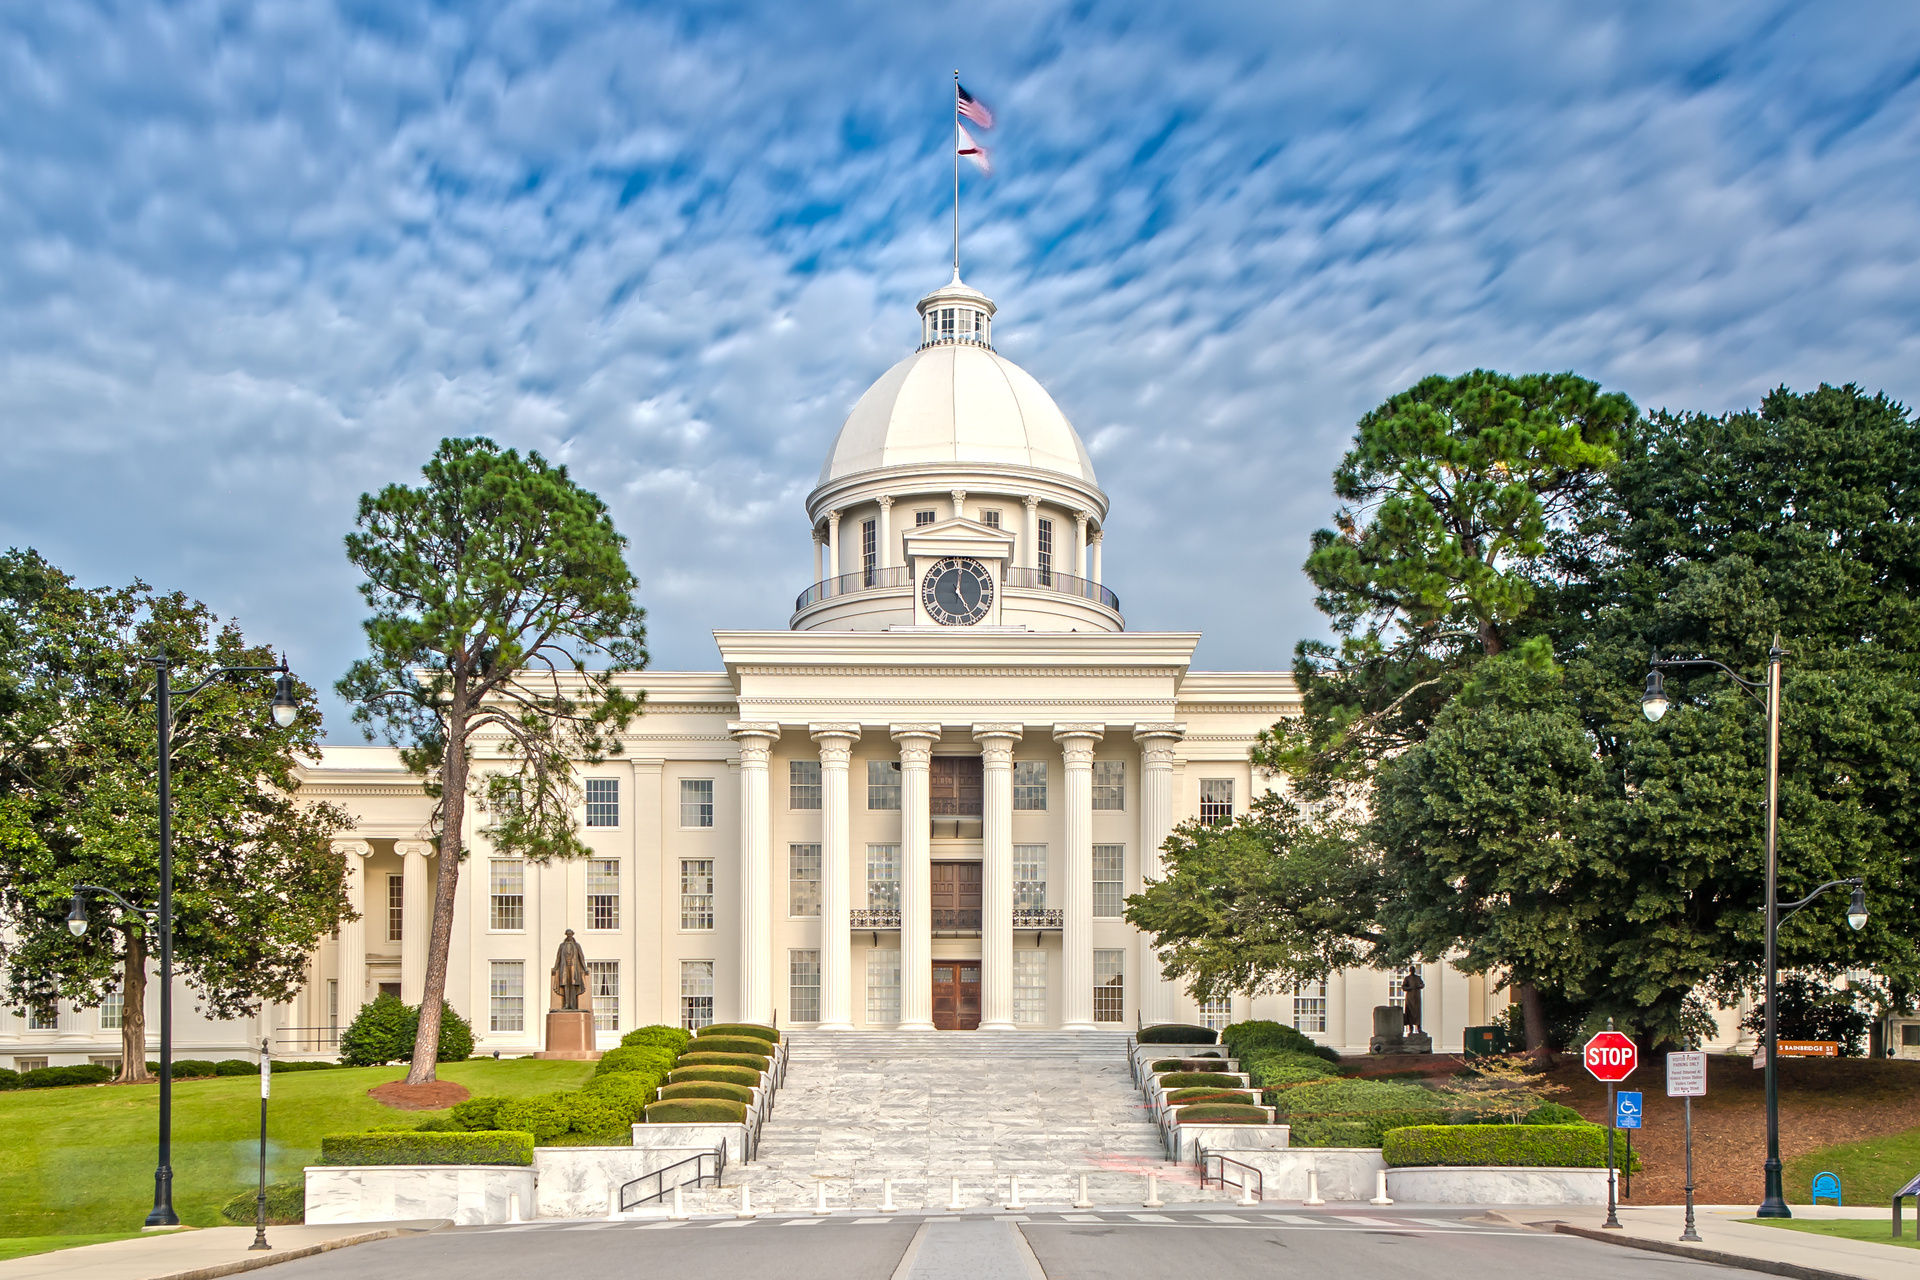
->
(1137, 1024, 1217, 1045)
(644, 1098, 747, 1124)
(170, 1060, 219, 1078)
(20, 1064, 114, 1088)
(1173, 1103, 1269, 1125)
(413, 1116, 462, 1132)
(582, 1071, 661, 1124)
(668, 1065, 760, 1088)
(1223, 1019, 1316, 1057)
(0, 1068, 19, 1091)
(1158, 1071, 1243, 1090)
(450, 1094, 513, 1132)
(686, 1035, 773, 1058)
(696, 1023, 780, 1044)
(270, 1059, 340, 1073)
(1149, 1059, 1184, 1072)
(676, 1051, 768, 1071)
(214, 1059, 260, 1076)
(339, 994, 474, 1066)
(1383, 1125, 1640, 1170)
(219, 1180, 305, 1226)
(1523, 1103, 1590, 1126)
(1270, 1079, 1454, 1148)
(622, 1024, 694, 1054)
(494, 1092, 630, 1146)
(321, 1130, 534, 1166)
(658, 1081, 755, 1104)
(595, 1045, 677, 1077)
(1166, 1088, 1258, 1106)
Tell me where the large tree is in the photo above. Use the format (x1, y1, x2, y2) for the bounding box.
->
(338, 437, 648, 1085)
(0, 550, 349, 1081)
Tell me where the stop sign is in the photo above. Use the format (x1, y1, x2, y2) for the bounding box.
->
(1584, 1031, 1639, 1082)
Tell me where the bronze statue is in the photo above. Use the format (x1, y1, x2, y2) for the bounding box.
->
(551, 928, 589, 1012)
(1401, 967, 1425, 1034)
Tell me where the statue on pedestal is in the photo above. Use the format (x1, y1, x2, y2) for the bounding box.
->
(1401, 967, 1425, 1033)
(551, 928, 589, 1011)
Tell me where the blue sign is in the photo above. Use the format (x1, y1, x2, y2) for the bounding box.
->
(1615, 1091, 1643, 1129)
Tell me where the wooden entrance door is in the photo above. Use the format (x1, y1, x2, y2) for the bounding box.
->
(931, 962, 982, 1030)
(930, 861, 982, 929)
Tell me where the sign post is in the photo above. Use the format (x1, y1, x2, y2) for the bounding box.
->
(1615, 1092, 1642, 1199)
(251, 1037, 271, 1252)
(1585, 1026, 1639, 1230)
(1667, 1050, 1708, 1242)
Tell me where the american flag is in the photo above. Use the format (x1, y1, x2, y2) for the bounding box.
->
(956, 122, 993, 176)
(957, 83, 994, 130)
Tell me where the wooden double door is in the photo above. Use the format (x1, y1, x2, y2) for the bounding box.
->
(931, 961, 981, 1030)
(931, 860, 982, 929)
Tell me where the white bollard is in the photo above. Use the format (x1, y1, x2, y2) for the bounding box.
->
(1005, 1176, 1025, 1211)
(1304, 1166, 1324, 1207)
(947, 1176, 963, 1212)
(1239, 1176, 1259, 1207)
(736, 1186, 757, 1219)
(1371, 1169, 1393, 1206)
(1074, 1174, 1094, 1210)
(1143, 1173, 1165, 1209)
(670, 1184, 689, 1221)
(880, 1178, 898, 1213)
(815, 1179, 830, 1216)
(507, 1191, 523, 1224)
(607, 1178, 623, 1221)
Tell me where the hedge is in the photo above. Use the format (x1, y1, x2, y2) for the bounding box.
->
(668, 1065, 760, 1088)
(1224, 1019, 1343, 1065)
(687, 1035, 774, 1058)
(622, 1025, 693, 1055)
(0, 1068, 17, 1091)
(645, 1098, 748, 1124)
(676, 1052, 768, 1071)
(321, 1131, 534, 1166)
(658, 1081, 755, 1104)
(450, 1095, 512, 1131)
(1137, 1024, 1218, 1045)
(1158, 1071, 1243, 1090)
(1524, 1103, 1588, 1125)
(1166, 1088, 1258, 1106)
(19, 1064, 113, 1088)
(1270, 1079, 1456, 1147)
(270, 1059, 341, 1073)
(338, 994, 474, 1067)
(220, 1180, 305, 1225)
(495, 1092, 630, 1146)
(595, 1045, 677, 1077)
(580, 1072, 659, 1124)
(214, 1059, 260, 1076)
(696, 1023, 780, 1044)
(170, 1060, 220, 1078)
(1173, 1103, 1269, 1125)
(1383, 1125, 1640, 1170)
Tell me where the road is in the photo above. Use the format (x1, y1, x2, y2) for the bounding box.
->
(266, 1206, 1775, 1280)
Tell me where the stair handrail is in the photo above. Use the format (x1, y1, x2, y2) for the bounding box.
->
(619, 1143, 725, 1210)
(1199, 1148, 1263, 1202)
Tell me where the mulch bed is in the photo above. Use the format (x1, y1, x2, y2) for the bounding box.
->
(367, 1080, 471, 1111)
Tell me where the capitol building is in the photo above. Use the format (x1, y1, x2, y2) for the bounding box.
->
(3, 274, 1512, 1070)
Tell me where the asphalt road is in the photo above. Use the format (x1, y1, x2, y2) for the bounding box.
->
(264, 1207, 1775, 1280)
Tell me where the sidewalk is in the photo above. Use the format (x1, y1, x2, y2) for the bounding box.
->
(1499, 1204, 1920, 1280)
(0, 1220, 447, 1280)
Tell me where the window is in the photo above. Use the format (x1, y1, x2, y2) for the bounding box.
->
(1013, 845, 1048, 909)
(1200, 996, 1231, 1031)
(866, 947, 901, 1024)
(1092, 845, 1125, 918)
(982, 510, 1001, 528)
(790, 950, 821, 1023)
(585, 777, 619, 827)
(98, 984, 123, 1031)
(931, 756, 982, 817)
(1095, 950, 1126, 1023)
(916, 509, 937, 527)
(490, 860, 525, 931)
(867, 845, 900, 909)
(868, 759, 901, 810)
(861, 519, 877, 586)
(681, 961, 714, 1030)
(1388, 974, 1405, 1008)
(790, 760, 821, 810)
(1091, 760, 1125, 810)
(387, 873, 405, 942)
(1293, 981, 1328, 1033)
(89, 1055, 122, 1071)
(1013, 761, 1047, 810)
(489, 961, 525, 1033)
(1904, 1025, 1920, 1048)
(27, 1004, 57, 1031)
(680, 778, 714, 828)
(587, 859, 620, 930)
(681, 859, 715, 930)
(379, 982, 402, 999)
(1037, 517, 1054, 584)
(789, 844, 822, 916)
(1200, 779, 1235, 825)
(327, 979, 339, 1042)
(13, 1057, 47, 1072)
(588, 960, 619, 1032)
(1014, 950, 1047, 1024)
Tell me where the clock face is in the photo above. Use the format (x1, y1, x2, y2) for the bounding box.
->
(920, 557, 995, 626)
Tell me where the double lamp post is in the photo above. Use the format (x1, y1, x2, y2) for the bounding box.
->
(66, 654, 301, 1229)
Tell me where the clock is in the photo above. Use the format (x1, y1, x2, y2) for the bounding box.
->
(920, 557, 995, 626)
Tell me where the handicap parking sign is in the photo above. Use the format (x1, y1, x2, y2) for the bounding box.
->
(1615, 1091, 1643, 1129)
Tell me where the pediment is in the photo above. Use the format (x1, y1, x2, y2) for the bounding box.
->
(903, 517, 1016, 562)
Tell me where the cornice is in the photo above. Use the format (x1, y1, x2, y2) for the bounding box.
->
(736, 667, 1178, 679)
(806, 462, 1109, 525)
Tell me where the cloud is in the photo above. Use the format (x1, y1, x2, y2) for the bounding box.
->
(2, 0, 1919, 734)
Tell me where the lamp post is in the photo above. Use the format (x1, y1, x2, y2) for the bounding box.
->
(67, 654, 300, 1229)
(1641, 638, 1867, 1219)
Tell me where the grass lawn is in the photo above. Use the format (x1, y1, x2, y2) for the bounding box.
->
(1745, 1219, 1920, 1249)
(0, 1231, 150, 1262)
(1786, 1125, 1920, 1207)
(0, 1057, 593, 1238)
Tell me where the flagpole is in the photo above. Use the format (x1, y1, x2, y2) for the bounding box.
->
(953, 70, 961, 277)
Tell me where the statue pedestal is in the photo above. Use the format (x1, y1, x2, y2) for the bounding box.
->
(535, 1009, 600, 1060)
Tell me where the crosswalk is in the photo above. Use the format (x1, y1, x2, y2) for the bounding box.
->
(462, 1210, 1520, 1235)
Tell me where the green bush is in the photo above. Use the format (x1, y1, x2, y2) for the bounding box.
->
(219, 1180, 305, 1226)
(595, 1045, 677, 1077)
(450, 1095, 513, 1132)
(170, 1060, 219, 1079)
(321, 1130, 534, 1166)
(1167, 1088, 1258, 1106)
(1246, 1054, 1337, 1088)
(270, 1059, 341, 1073)
(214, 1059, 260, 1076)
(1173, 1103, 1270, 1125)
(1223, 1019, 1320, 1058)
(1137, 1024, 1218, 1045)
(339, 994, 475, 1066)
(644, 1098, 748, 1124)
(0, 1068, 18, 1091)
(1149, 1059, 1185, 1072)
(581, 1071, 660, 1124)
(685, 1035, 772, 1058)
(657, 1081, 755, 1104)
(412, 1116, 462, 1132)
(493, 1092, 630, 1146)
(668, 1065, 760, 1088)
(1270, 1079, 1455, 1147)
(1158, 1071, 1243, 1089)
(1523, 1103, 1591, 1126)
(676, 1051, 768, 1071)
(696, 1023, 780, 1044)
(20, 1064, 114, 1088)
(1383, 1125, 1640, 1169)
(621, 1025, 693, 1054)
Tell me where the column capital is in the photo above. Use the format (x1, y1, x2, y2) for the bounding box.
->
(973, 723, 1022, 767)
(890, 723, 940, 765)
(1022, 494, 1041, 511)
(877, 494, 894, 509)
(811, 526, 824, 545)
(1132, 722, 1187, 743)
(825, 508, 841, 522)
(808, 722, 862, 742)
(394, 840, 436, 858)
(1074, 510, 1090, 530)
(728, 721, 781, 766)
(889, 723, 942, 741)
(1090, 529, 1104, 545)
(970, 722, 1023, 742)
(1051, 722, 1106, 743)
(331, 839, 373, 858)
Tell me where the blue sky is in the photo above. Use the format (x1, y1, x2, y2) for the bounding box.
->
(4, 2, 1919, 737)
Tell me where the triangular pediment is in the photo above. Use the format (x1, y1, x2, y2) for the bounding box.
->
(903, 517, 1016, 561)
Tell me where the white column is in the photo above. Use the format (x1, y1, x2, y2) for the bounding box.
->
(1073, 512, 1089, 579)
(333, 840, 372, 1027)
(812, 723, 860, 1031)
(892, 724, 940, 1031)
(1054, 723, 1104, 1030)
(812, 527, 823, 585)
(1133, 724, 1186, 1027)
(877, 497, 893, 570)
(825, 510, 841, 594)
(1023, 495, 1040, 569)
(1089, 530, 1103, 585)
(974, 723, 1022, 1031)
(729, 722, 781, 1026)
(396, 840, 435, 1004)
(951, 488, 967, 522)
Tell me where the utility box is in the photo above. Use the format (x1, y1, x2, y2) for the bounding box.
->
(1463, 1025, 1510, 1060)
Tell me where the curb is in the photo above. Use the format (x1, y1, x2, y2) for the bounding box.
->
(146, 1222, 448, 1280)
(1549, 1221, 1872, 1280)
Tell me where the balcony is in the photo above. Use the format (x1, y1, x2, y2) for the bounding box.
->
(847, 907, 1064, 931)
(794, 565, 911, 613)
(1002, 566, 1120, 613)
(852, 907, 901, 929)
(793, 564, 1120, 615)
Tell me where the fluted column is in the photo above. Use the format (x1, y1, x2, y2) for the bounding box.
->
(877, 497, 893, 570)
(812, 723, 860, 1031)
(729, 722, 781, 1025)
(825, 511, 841, 594)
(1023, 495, 1040, 569)
(1089, 531, 1104, 585)
(892, 724, 940, 1031)
(1054, 723, 1104, 1030)
(974, 723, 1023, 1031)
(333, 840, 372, 1028)
(396, 840, 435, 1004)
(812, 527, 823, 584)
(1073, 512, 1090, 579)
(1134, 724, 1186, 1027)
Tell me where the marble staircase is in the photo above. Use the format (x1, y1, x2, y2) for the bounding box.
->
(674, 1029, 1217, 1214)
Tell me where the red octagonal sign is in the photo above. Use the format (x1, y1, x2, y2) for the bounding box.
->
(1584, 1031, 1638, 1082)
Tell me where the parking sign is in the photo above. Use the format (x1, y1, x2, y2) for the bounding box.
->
(1666, 1050, 1707, 1097)
(1615, 1091, 1643, 1129)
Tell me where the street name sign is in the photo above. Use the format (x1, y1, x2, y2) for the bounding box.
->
(1584, 1030, 1638, 1082)
(1666, 1050, 1707, 1097)
(1779, 1040, 1840, 1057)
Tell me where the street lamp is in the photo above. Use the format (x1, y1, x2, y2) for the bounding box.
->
(1640, 639, 1869, 1219)
(68, 653, 300, 1229)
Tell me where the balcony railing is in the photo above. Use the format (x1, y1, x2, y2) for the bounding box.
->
(847, 907, 1065, 930)
(1003, 566, 1120, 613)
(932, 908, 983, 929)
(795, 565, 912, 612)
(1013, 908, 1064, 929)
(852, 907, 901, 929)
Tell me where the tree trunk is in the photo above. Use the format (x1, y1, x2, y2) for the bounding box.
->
(117, 931, 154, 1084)
(1479, 617, 1504, 656)
(1516, 981, 1554, 1065)
(406, 693, 469, 1086)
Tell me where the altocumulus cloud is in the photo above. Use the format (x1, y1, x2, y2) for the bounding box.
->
(2, 0, 1919, 734)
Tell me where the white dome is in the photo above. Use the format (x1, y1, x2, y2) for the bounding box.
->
(817, 279, 1098, 487)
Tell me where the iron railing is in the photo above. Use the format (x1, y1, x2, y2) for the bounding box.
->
(1200, 1149, 1264, 1201)
(619, 1145, 724, 1210)
(794, 563, 1119, 614)
(847, 907, 1062, 930)
(794, 565, 911, 612)
(1012, 908, 1064, 929)
(1003, 566, 1120, 612)
(932, 908, 982, 929)
(851, 908, 901, 929)
(275, 1026, 340, 1052)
